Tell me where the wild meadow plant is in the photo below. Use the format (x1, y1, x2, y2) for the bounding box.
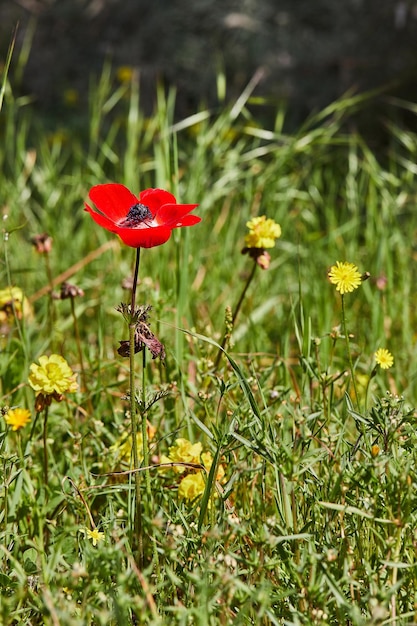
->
(84, 181, 200, 569)
(3, 37, 417, 624)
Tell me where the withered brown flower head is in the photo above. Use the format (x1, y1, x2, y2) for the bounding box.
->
(116, 303, 165, 360)
(34, 392, 63, 412)
(31, 233, 53, 254)
(242, 247, 271, 269)
(59, 282, 85, 299)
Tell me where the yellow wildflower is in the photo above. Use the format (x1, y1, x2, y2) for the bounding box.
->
(375, 348, 394, 370)
(4, 407, 31, 431)
(244, 216, 281, 249)
(161, 438, 226, 504)
(328, 261, 362, 295)
(82, 528, 105, 547)
(116, 66, 134, 83)
(63, 88, 79, 107)
(178, 472, 206, 502)
(201, 451, 225, 482)
(110, 423, 156, 466)
(371, 444, 380, 457)
(0, 286, 33, 328)
(28, 354, 78, 396)
(167, 438, 203, 473)
(47, 130, 69, 146)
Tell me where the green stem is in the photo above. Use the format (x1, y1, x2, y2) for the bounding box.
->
(3, 228, 28, 362)
(364, 367, 377, 412)
(129, 248, 143, 566)
(341, 294, 360, 410)
(44, 254, 57, 348)
(140, 349, 160, 575)
(214, 261, 257, 369)
(70, 297, 89, 395)
(42, 406, 49, 486)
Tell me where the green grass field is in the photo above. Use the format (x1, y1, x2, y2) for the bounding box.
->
(2, 40, 417, 626)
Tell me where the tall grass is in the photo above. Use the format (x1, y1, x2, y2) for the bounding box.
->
(2, 44, 417, 625)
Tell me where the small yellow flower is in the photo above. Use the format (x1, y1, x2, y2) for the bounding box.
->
(47, 130, 69, 146)
(4, 407, 31, 431)
(110, 423, 156, 466)
(201, 451, 225, 482)
(167, 438, 203, 473)
(0, 286, 33, 327)
(244, 216, 281, 249)
(161, 438, 226, 504)
(83, 528, 105, 547)
(371, 444, 380, 457)
(375, 348, 394, 370)
(63, 88, 79, 107)
(328, 261, 362, 295)
(116, 65, 134, 83)
(178, 472, 206, 501)
(159, 454, 173, 471)
(28, 354, 78, 396)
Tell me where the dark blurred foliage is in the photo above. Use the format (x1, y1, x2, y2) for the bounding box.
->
(2, 0, 417, 132)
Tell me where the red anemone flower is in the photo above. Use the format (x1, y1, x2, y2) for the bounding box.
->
(85, 183, 200, 248)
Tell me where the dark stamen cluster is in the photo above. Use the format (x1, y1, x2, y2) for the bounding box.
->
(121, 203, 153, 227)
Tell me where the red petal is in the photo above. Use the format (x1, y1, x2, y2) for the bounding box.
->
(156, 203, 199, 225)
(139, 188, 177, 214)
(117, 225, 173, 248)
(172, 214, 202, 228)
(89, 184, 138, 221)
(84, 203, 120, 231)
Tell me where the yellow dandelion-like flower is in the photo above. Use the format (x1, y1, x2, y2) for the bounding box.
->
(375, 348, 394, 370)
(244, 216, 282, 249)
(328, 261, 362, 295)
(28, 354, 78, 396)
(167, 438, 203, 473)
(81, 528, 105, 547)
(178, 472, 206, 502)
(4, 407, 31, 431)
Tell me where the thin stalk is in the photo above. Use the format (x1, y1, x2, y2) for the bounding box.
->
(70, 297, 89, 396)
(69, 291, 94, 425)
(364, 367, 377, 412)
(230, 261, 258, 327)
(42, 406, 49, 486)
(214, 261, 257, 369)
(140, 349, 160, 575)
(3, 228, 28, 363)
(44, 253, 57, 347)
(341, 294, 360, 410)
(129, 248, 143, 566)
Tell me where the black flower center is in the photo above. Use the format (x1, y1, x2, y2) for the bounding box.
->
(121, 203, 153, 227)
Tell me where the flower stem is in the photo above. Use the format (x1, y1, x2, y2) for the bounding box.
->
(70, 297, 90, 400)
(42, 406, 49, 486)
(341, 294, 360, 410)
(364, 367, 377, 412)
(44, 253, 57, 349)
(140, 348, 160, 575)
(129, 248, 143, 566)
(214, 261, 257, 369)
